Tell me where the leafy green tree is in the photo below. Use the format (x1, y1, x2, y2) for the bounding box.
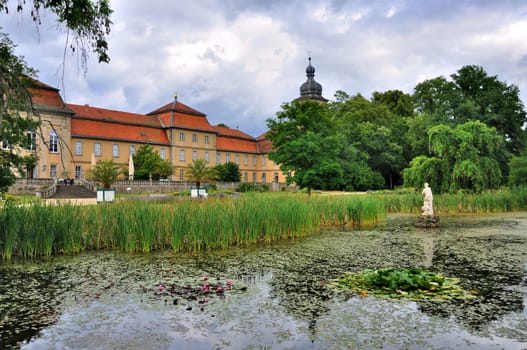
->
(186, 159, 216, 188)
(372, 90, 414, 118)
(403, 121, 508, 193)
(0, 0, 112, 192)
(266, 100, 343, 195)
(214, 161, 241, 182)
(332, 94, 407, 189)
(90, 159, 120, 188)
(412, 65, 526, 155)
(508, 152, 527, 186)
(132, 144, 172, 180)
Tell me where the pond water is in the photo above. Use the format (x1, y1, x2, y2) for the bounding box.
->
(1, 213, 527, 349)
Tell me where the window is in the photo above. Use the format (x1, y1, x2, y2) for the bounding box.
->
(49, 130, 59, 153)
(235, 154, 240, 164)
(261, 173, 267, 183)
(179, 132, 185, 142)
(160, 148, 166, 159)
(50, 164, 57, 178)
(244, 172, 248, 182)
(112, 144, 119, 158)
(252, 172, 257, 182)
(75, 141, 83, 155)
(204, 151, 209, 162)
(192, 150, 197, 160)
(204, 135, 210, 144)
(252, 155, 257, 166)
(274, 172, 279, 182)
(244, 155, 248, 166)
(179, 149, 185, 161)
(179, 169, 184, 181)
(261, 155, 267, 166)
(129, 145, 136, 156)
(226, 153, 231, 162)
(26, 131, 37, 151)
(216, 152, 221, 165)
(94, 143, 102, 156)
(75, 166, 83, 179)
(192, 134, 197, 143)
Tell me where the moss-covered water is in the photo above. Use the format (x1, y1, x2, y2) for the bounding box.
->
(1, 212, 526, 349)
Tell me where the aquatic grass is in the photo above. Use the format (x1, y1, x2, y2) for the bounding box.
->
(2, 187, 525, 261)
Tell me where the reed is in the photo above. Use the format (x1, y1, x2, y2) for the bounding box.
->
(1, 186, 525, 261)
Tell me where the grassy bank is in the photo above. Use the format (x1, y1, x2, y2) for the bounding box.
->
(0, 193, 385, 260)
(376, 186, 527, 214)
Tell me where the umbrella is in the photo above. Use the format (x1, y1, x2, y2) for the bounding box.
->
(91, 151, 96, 168)
(128, 154, 134, 181)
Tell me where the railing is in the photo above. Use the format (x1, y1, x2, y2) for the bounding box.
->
(14, 178, 54, 186)
(76, 178, 97, 192)
(35, 183, 57, 198)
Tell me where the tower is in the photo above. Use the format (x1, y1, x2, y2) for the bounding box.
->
(295, 57, 328, 102)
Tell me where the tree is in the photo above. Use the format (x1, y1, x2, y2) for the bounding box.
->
(0, 0, 112, 192)
(403, 121, 508, 193)
(266, 100, 343, 195)
(332, 94, 407, 189)
(412, 65, 527, 156)
(214, 162, 241, 182)
(132, 144, 172, 180)
(508, 152, 527, 186)
(186, 159, 216, 188)
(90, 159, 120, 188)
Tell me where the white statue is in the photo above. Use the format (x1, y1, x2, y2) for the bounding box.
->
(421, 182, 434, 216)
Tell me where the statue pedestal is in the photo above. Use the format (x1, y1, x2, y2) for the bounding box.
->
(415, 215, 440, 228)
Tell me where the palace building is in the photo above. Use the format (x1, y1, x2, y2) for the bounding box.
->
(18, 58, 326, 185)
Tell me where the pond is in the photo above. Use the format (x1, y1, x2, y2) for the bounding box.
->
(1, 212, 527, 349)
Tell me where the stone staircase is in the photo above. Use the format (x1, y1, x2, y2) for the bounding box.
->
(53, 184, 96, 199)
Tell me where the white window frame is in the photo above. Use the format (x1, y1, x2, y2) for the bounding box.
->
(112, 144, 119, 158)
(160, 148, 166, 159)
(192, 134, 197, 143)
(192, 150, 197, 160)
(204, 151, 209, 162)
(49, 130, 59, 153)
(26, 131, 37, 151)
(75, 141, 83, 155)
(204, 135, 210, 144)
(179, 149, 185, 161)
(179, 132, 185, 142)
(216, 152, 221, 165)
(94, 142, 102, 157)
(129, 145, 136, 156)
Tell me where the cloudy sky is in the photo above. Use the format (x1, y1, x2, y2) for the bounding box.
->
(3, 0, 527, 137)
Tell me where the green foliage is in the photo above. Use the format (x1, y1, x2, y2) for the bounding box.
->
(132, 144, 172, 180)
(213, 161, 241, 182)
(186, 158, 216, 187)
(0, 193, 387, 260)
(508, 153, 527, 186)
(90, 159, 120, 188)
(403, 121, 507, 193)
(0, 0, 113, 64)
(1, 0, 113, 193)
(267, 100, 344, 194)
(332, 94, 408, 189)
(0, 33, 40, 193)
(329, 268, 476, 301)
(412, 65, 526, 155)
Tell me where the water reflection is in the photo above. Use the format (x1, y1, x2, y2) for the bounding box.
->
(0, 213, 526, 349)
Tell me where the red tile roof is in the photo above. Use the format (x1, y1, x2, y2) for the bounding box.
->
(72, 119, 170, 145)
(213, 125, 255, 140)
(68, 103, 161, 128)
(216, 136, 258, 153)
(148, 101, 206, 117)
(27, 78, 73, 114)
